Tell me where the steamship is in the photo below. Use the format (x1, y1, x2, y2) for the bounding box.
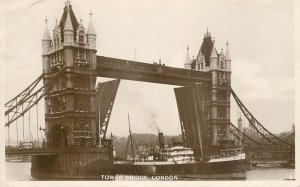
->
(114, 133, 246, 179)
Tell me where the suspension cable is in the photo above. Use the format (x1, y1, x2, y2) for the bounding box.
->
(22, 105, 25, 142)
(7, 125, 10, 145)
(16, 119, 18, 146)
(6, 115, 9, 145)
(29, 109, 31, 142)
(5, 69, 65, 127)
(236, 102, 239, 121)
(36, 95, 39, 146)
(232, 88, 291, 146)
(243, 113, 245, 132)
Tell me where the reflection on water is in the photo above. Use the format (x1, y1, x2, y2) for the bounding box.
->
(246, 164, 295, 180)
(6, 162, 32, 181)
(5, 161, 295, 181)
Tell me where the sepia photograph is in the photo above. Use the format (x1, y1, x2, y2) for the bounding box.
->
(0, 0, 298, 186)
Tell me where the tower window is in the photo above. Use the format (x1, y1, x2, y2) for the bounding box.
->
(217, 91, 226, 102)
(58, 51, 61, 61)
(79, 35, 84, 43)
(217, 107, 226, 119)
(76, 49, 79, 59)
(217, 125, 227, 144)
(86, 51, 90, 61)
(223, 72, 226, 79)
(79, 50, 85, 60)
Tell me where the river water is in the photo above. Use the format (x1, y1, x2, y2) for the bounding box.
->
(5, 161, 295, 181)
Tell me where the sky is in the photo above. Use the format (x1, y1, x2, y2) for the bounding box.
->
(0, 0, 296, 141)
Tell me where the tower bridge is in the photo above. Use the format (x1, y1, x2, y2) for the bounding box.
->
(4, 1, 294, 179)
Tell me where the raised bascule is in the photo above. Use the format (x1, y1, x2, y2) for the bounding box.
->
(4, 2, 294, 179)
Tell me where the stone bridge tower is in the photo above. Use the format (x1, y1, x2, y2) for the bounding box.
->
(209, 39, 232, 147)
(183, 31, 232, 154)
(42, 1, 97, 147)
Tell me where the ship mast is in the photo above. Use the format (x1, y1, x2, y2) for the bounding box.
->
(128, 113, 135, 159)
(98, 101, 102, 147)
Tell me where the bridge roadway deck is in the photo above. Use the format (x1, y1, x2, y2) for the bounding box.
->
(5, 148, 58, 157)
(5, 146, 111, 157)
(96, 56, 212, 86)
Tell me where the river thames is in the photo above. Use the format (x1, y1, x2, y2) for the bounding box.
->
(5, 161, 295, 181)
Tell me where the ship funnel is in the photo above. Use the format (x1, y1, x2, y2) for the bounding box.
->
(158, 133, 164, 149)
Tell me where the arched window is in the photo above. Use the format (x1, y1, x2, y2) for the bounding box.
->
(79, 49, 84, 59)
(78, 31, 85, 44)
(80, 118, 85, 129)
(56, 38, 59, 47)
(79, 35, 84, 43)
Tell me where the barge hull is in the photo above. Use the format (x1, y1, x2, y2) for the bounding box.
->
(114, 160, 246, 180)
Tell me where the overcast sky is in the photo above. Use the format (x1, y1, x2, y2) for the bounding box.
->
(1, 0, 296, 141)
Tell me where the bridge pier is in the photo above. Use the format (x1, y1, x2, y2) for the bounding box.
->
(31, 146, 114, 179)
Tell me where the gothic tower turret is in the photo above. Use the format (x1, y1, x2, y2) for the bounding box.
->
(42, 18, 51, 74)
(207, 37, 232, 147)
(210, 40, 219, 146)
(238, 117, 243, 131)
(225, 41, 231, 75)
(184, 45, 192, 69)
(237, 117, 243, 146)
(42, 1, 98, 148)
(63, 2, 74, 46)
(33, 1, 116, 179)
(87, 11, 97, 50)
(195, 50, 205, 71)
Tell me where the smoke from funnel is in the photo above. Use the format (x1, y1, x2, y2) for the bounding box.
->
(143, 109, 161, 133)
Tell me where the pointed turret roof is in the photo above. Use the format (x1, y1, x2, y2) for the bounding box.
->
(225, 41, 231, 61)
(42, 18, 51, 41)
(196, 47, 204, 61)
(64, 8, 73, 31)
(58, 1, 78, 42)
(210, 40, 218, 59)
(77, 18, 85, 32)
(59, 1, 78, 30)
(184, 45, 191, 65)
(199, 30, 213, 66)
(55, 19, 59, 29)
(87, 11, 96, 36)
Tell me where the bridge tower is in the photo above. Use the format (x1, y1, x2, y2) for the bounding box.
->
(184, 45, 192, 69)
(182, 31, 232, 151)
(42, 1, 98, 148)
(209, 39, 232, 146)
